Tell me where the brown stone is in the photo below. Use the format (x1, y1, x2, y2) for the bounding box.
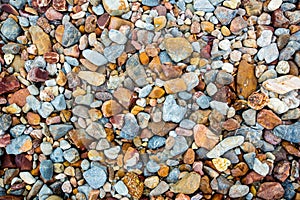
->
(158, 165, 169, 177)
(52, 0, 67, 11)
(55, 25, 64, 44)
(64, 45, 80, 58)
(242, 171, 264, 185)
(45, 7, 63, 21)
(15, 154, 32, 171)
(29, 26, 52, 55)
(44, 52, 59, 64)
(0, 195, 23, 200)
(264, 130, 281, 145)
(231, 162, 249, 177)
(282, 141, 300, 157)
(257, 182, 284, 200)
(68, 129, 93, 150)
(272, 9, 290, 28)
(122, 172, 144, 199)
(0, 75, 20, 95)
(56, 70, 67, 86)
(244, 0, 263, 16)
(27, 67, 49, 82)
(183, 148, 195, 164)
(26, 112, 41, 125)
(108, 17, 134, 30)
(164, 78, 187, 94)
(85, 15, 97, 33)
(148, 86, 165, 98)
(170, 172, 201, 194)
(193, 124, 219, 150)
(113, 87, 132, 109)
(221, 118, 240, 131)
(200, 175, 212, 194)
(230, 16, 247, 34)
(273, 160, 290, 182)
(237, 60, 257, 99)
(257, 109, 282, 129)
(101, 100, 123, 117)
(8, 88, 30, 107)
(161, 64, 183, 80)
(247, 92, 269, 110)
(0, 134, 11, 148)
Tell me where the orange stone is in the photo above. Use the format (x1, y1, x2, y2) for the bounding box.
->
(122, 172, 144, 199)
(164, 78, 187, 94)
(8, 88, 30, 107)
(257, 109, 282, 129)
(237, 60, 257, 99)
(158, 164, 169, 177)
(101, 100, 123, 117)
(26, 112, 41, 125)
(55, 25, 64, 44)
(139, 52, 149, 65)
(193, 124, 219, 150)
(148, 86, 165, 99)
(56, 70, 67, 86)
(183, 148, 195, 164)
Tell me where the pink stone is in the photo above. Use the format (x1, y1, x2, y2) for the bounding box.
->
(27, 67, 49, 82)
(0, 75, 20, 95)
(45, 7, 63, 21)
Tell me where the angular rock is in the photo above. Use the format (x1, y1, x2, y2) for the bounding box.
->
(262, 75, 300, 95)
(61, 22, 81, 47)
(1, 18, 22, 41)
(29, 26, 52, 55)
(40, 160, 53, 180)
(170, 172, 200, 194)
(163, 95, 187, 123)
(120, 113, 140, 140)
(194, 124, 219, 150)
(6, 135, 32, 155)
(194, 0, 215, 12)
(78, 71, 105, 86)
(83, 166, 107, 189)
(82, 49, 108, 66)
(49, 124, 73, 140)
(273, 122, 300, 143)
(164, 37, 193, 62)
(126, 54, 148, 87)
(257, 182, 284, 200)
(214, 6, 238, 25)
(0, 75, 20, 95)
(257, 109, 281, 129)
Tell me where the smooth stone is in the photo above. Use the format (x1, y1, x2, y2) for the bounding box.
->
(164, 37, 193, 62)
(49, 124, 73, 140)
(10, 124, 26, 137)
(51, 94, 66, 111)
(26, 95, 41, 111)
(170, 172, 201, 194)
(273, 122, 300, 143)
(229, 185, 249, 198)
(0, 114, 12, 132)
(1, 18, 22, 41)
(214, 6, 238, 25)
(209, 101, 229, 115)
(78, 71, 106, 86)
(82, 49, 108, 66)
(148, 135, 166, 149)
(150, 181, 169, 196)
(114, 181, 128, 196)
(262, 75, 300, 95)
(253, 158, 269, 176)
(19, 171, 36, 184)
(206, 136, 244, 158)
(194, 0, 215, 12)
(63, 148, 80, 163)
(83, 166, 107, 189)
(50, 147, 64, 163)
(40, 160, 54, 181)
(108, 29, 127, 44)
(38, 102, 54, 118)
(40, 142, 53, 156)
(29, 26, 52, 55)
(142, 0, 160, 6)
(267, 98, 289, 114)
(257, 43, 279, 63)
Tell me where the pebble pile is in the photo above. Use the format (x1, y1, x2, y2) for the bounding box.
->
(0, 0, 299, 199)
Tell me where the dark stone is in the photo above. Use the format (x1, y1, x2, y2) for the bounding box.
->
(27, 67, 49, 82)
(0, 75, 20, 95)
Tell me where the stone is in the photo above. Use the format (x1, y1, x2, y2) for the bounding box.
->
(83, 166, 107, 189)
(6, 135, 32, 155)
(49, 124, 73, 140)
(194, 124, 219, 150)
(253, 158, 269, 176)
(123, 172, 144, 199)
(214, 6, 238, 25)
(63, 148, 80, 163)
(126, 54, 148, 87)
(29, 26, 52, 55)
(145, 176, 159, 189)
(108, 29, 127, 44)
(276, 61, 290, 74)
(104, 44, 125, 63)
(257, 30, 273, 47)
(40, 160, 53, 181)
(257, 43, 279, 63)
(267, 98, 289, 114)
(164, 78, 187, 94)
(164, 37, 193, 62)
(209, 101, 229, 115)
(8, 89, 30, 107)
(163, 95, 187, 123)
(114, 181, 128, 196)
(206, 136, 244, 158)
(273, 122, 300, 143)
(236, 60, 257, 99)
(142, 0, 159, 6)
(86, 122, 106, 139)
(257, 182, 284, 200)
(274, 160, 290, 182)
(262, 75, 300, 95)
(170, 172, 200, 194)
(101, 100, 123, 117)
(1, 18, 22, 41)
(268, 0, 282, 11)
(61, 22, 81, 47)
(242, 109, 256, 126)
(0, 75, 20, 95)
(51, 94, 66, 111)
(120, 113, 140, 140)
(212, 158, 231, 172)
(230, 16, 247, 34)
(148, 136, 166, 149)
(82, 49, 108, 66)
(181, 72, 199, 91)
(257, 109, 282, 129)
(78, 71, 105, 86)
(0, 114, 11, 132)
(229, 185, 249, 198)
(19, 172, 36, 184)
(28, 67, 49, 82)
(38, 102, 54, 118)
(194, 0, 215, 12)
(150, 181, 169, 196)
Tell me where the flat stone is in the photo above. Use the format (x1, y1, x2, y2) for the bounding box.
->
(83, 166, 107, 189)
(114, 181, 128, 196)
(104, 44, 125, 63)
(150, 181, 169, 196)
(51, 94, 66, 111)
(1, 18, 22, 41)
(142, 0, 160, 6)
(49, 124, 73, 140)
(229, 185, 249, 198)
(108, 29, 127, 44)
(257, 109, 282, 129)
(262, 75, 300, 95)
(86, 122, 106, 139)
(163, 95, 187, 123)
(126, 54, 148, 87)
(214, 6, 238, 25)
(170, 172, 200, 194)
(82, 49, 108, 66)
(148, 135, 166, 149)
(0, 75, 20, 95)
(273, 122, 300, 143)
(267, 98, 289, 114)
(206, 136, 244, 158)
(194, 0, 215, 12)
(194, 124, 219, 150)
(164, 37, 193, 62)
(257, 43, 279, 63)
(78, 71, 105, 86)
(27, 67, 49, 82)
(6, 135, 32, 155)
(63, 148, 80, 163)
(257, 182, 284, 200)
(164, 78, 187, 94)
(19, 172, 36, 184)
(257, 30, 273, 47)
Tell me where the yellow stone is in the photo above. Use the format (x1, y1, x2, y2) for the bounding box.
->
(212, 157, 231, 172)
(131, 105, 144, 115)
(88, 108, 103, 121)
(148, 86, 165, 98)
(3, 103, 21, 114)
(221, 26, 231, 36)
(190, 57, 200, 66)
(201, 21, 214, 33)
(164, 78, 187, 94)
(154, 16, 167, 31)
(54, 163, 64, 173)
(199, 59, 209, 67)
(56, 70, 67, 86)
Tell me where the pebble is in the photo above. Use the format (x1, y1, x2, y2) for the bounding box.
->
(229, 185, 249, 198)
(257, 43, 279, 63)
(82, 49, 108, 66)
(207, 136, 244, 158)
(114, 181, 128, 196)
(61, 22, 81, 47)
(19, 172, 36, 184)
(257, 182, 284, 199)
(263, 75, 300, 94)
(78, 71, 106, 86)
(148, 135, 166, 149)
(1, 18, 22, 41)
(63, 148, 80, 163)
(40, 142, 53, 156)
(49, 124, 73, 140)
(6, 135, 32, 155)
(164, 37, 193, 62)
(108, 29, 127, 44)
(163, 95, 187, 123)
(40, 160, 54, 180)
(83, 166, 107, 189)
(120, 113, 140, 140)
(273, 122, 300, 143)
(170, 172, 200, 194)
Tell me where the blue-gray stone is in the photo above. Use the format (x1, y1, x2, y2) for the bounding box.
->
(126, 54, 148, 87)
(273, 122, 300, 143)
(120, 113, 140, 140)
(50, 147, 65, 163)
(40, 160, 53, 180)
(92, 4, 105, 15)
(0, 18, 22, 41)
(282, 181, 296, 200)
(104, 44, 125, 63)
(6, 135, 32, 155)
(214, 6, 238, 25)
(82, 49, 108, 66)
(138, 85, 152, 98)
(83, 166, 107, 189)
(142, 0, 160, 6)
(163, 95, 187, 123)
(49, 124, 73, 140)
(148, 136, 166, 149)
(196, 95, 210, 109)
(146, 160, 160, 173)
(1, 43, 22, 54)
(10, 0, 26, 9)
(65, 56, 79, 66)
(0, 114, 12, 132)
(170, 136, 189, 157)
(26, 95, 41, 111)
(63, 148, 80, 163)
(51, 94, 66, 111)
(62, 22, 81, 47)
(194, 0, 215, 12)
(18, 16, 29, 27)
(78, 185, 92, 198)
(10, 124, 26, 137)
(166, 168, 180, 183)
(114, 181, 128, 196)
(243, 152, 256, 169)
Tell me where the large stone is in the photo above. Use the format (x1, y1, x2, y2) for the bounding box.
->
(257, 182, 284, 200)
(273, 122, 300, 143)
(49, 124, 73, 140)
(257, 109, 282, 129)
(1, 18, 22, 41)
(83, 166, 107, 189)
(237, 60, 257, 99)
(164, 37, 193, 62)
(29, 26, 52, 55)
(61, 22, 81, 47)
(120, 113, 140, 140)
(78, 71, 106, 86)
(214, 6, 238, 25)
(262, 75, 300, 95)
(0, 75, 20, 95)
(193, 124, 219, 150)
(257, 43, 279, 63)
(6, 135, 32, 155)
(170, 172, 201, 194)
(82, 49, 108, 66)
(126, 54, 148, 87)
